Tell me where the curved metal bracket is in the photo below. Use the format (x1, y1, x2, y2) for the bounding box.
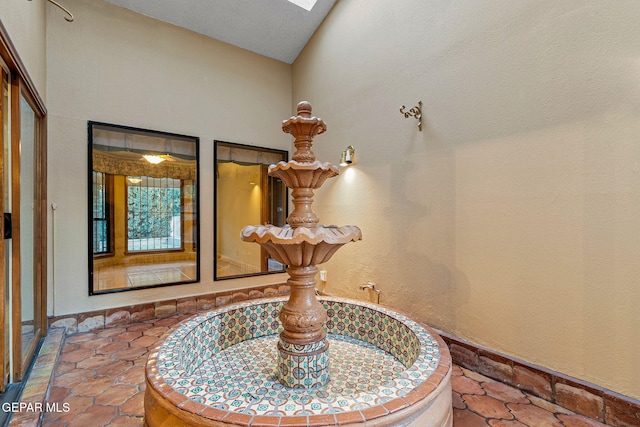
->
(29, 0, 74, 22)
(399, 100, 422, 131)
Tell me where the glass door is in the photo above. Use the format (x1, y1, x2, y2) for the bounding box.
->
(15, 91, 41, 378)
(0, 55, 47, 394)
(0, 21, 48, 389)
(0, 67, 9, 391)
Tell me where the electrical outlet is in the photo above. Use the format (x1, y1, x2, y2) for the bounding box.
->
(319, 270, 327, 281)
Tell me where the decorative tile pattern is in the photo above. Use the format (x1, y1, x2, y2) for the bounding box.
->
(323, 300, 423, 367)
(277, 337, 330, 388)
(153, 297, 441, 418)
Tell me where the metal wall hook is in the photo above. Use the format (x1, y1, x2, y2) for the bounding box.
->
(29, 0, 74, 22)
(399, 100, 422, 131)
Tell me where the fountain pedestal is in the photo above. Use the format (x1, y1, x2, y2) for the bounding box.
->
(277, 266, 329, 388)
(242, 101, 361, 388)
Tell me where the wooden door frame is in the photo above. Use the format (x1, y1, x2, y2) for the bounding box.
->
(0, 66, 7, 390)
(11, 79, 47, 381)
(0, 21, 47, 384)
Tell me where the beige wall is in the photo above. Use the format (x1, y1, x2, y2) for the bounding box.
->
(293, 0, 640, 399)
(0, 0, 46, 98)
(46, 0, 290, 315)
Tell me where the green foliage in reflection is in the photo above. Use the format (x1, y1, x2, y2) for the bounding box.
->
(127, 183, 180, 239)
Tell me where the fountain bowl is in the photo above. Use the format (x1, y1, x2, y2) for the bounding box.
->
(144, 296, 452, 427)
(241, 225, 362, 266)
(269, 160, 339, 189)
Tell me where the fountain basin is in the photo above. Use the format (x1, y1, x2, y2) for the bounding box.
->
(144, 297, 452, 427)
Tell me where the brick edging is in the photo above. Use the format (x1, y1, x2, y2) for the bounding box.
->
(48, 283, 289, 335)
(439, 332, 640, 426)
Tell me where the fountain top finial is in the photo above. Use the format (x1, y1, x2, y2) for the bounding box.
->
(283, 101, 326, 163)
(297, 101, 312, 117)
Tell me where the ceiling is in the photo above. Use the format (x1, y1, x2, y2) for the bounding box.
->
(103, 0, 337, 64)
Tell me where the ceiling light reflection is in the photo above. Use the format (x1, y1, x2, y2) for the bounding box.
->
(287, 0, 317, 11)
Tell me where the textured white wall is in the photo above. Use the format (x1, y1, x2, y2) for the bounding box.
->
(0, 0, 46, 98)
(293, 0, 640, 399)
(46, 0, 291, 315)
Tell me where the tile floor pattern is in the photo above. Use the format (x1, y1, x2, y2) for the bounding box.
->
(38, 313, 608, 427)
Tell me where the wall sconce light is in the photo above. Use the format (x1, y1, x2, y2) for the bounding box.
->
(340, 145, 355, 166)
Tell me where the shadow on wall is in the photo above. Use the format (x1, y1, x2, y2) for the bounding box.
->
(378, 151, 470, 333)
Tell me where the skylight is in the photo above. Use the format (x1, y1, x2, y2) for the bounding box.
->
(287, 0, 317, 12)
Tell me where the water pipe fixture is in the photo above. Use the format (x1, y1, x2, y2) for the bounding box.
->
(339, 145, 355, 166)
(360, 281, 381, 304)
(316, 270, 328, 294)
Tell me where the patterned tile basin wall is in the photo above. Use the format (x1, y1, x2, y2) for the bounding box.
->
(152, 297, 445, 420)
(178, 300, 285, 376)
(175, 298, 422, 376)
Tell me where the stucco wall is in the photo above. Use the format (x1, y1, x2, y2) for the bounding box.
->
(293, 0, 640, 399)
(0, 0, 46, 99)
(46, 0, 290, 316)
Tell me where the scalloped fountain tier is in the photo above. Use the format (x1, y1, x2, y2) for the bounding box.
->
(241, 225, 362, 266)
(144, 297, 453, 427)
(269, 160, 339, 189)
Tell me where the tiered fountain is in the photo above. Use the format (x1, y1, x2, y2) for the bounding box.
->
(144, 102, 453, 427)
(240, 101, 361, 388)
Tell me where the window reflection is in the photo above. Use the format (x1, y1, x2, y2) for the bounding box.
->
(126, 176, 182, 252)
(89, 122, 199, 294)
(19, 94, 38, 368)
(215, 141, 287, 280)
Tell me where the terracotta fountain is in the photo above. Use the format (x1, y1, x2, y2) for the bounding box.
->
(241, 101, 362, 388)
(143, 102, 453, 427)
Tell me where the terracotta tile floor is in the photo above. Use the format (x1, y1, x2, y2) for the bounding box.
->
(39, 313, 608, 427)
